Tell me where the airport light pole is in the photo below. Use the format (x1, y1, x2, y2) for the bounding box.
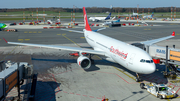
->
(43, 8, 45, 24)
(137, 4, 139, 24)
(36, 8, 38, 24)
(174, 7, 176, 20)
(171, 6, 173, 21)
(23, 11, 25, 24)
(32, 11, 33, 22)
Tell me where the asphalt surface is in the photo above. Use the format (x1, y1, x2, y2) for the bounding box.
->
(1, 23, 180, 46)
(1, 20, 180, 101)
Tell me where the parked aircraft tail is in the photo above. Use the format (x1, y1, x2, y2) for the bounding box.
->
(83, 7, 92, 31)
(151, 12, 154, 17)
(105, 13, 111, 20)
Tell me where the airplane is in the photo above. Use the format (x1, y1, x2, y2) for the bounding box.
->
(0, 23, 8, 31)
(89, 12, 111, 22)
(3, 7, 175, 82)
(142, 13, 154, 19)
(102, 19, 120, 26)
(131, 10, 142, 17)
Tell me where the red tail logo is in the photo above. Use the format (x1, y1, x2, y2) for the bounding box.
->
(83, 7, 91, 31)
(172, 31, 175, 36)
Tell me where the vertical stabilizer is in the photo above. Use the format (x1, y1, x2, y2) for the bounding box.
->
(83, 7, 92, 31)
(105, 13, 111, 20)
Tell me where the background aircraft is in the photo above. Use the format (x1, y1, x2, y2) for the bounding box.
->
(3, 7, 175, 82)
(89, 13, 111, 22)
(142, 13, 154, 19)
(131, 10, 142, 17)
(102, 19, 120, 26)
(0, 23, 8, 30)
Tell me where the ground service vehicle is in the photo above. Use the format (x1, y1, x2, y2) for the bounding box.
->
(140, 83, 177, 99)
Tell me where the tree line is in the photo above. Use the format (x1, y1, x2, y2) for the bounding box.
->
(0, 7, 179, 13)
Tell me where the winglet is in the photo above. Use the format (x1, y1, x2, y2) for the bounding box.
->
(172, 31, 175, 36)
(83, 7, 92, 31)
(3, 38, 8, 43)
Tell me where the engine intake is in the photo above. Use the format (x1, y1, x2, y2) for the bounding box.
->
(77, 56, 91, 69)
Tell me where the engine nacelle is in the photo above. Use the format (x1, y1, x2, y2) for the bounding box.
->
(77, 56, 91, 69)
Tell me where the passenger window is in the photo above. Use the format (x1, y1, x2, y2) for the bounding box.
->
(146, 60, 150, 63)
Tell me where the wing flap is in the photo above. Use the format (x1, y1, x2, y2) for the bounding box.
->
(7, 42, 106, 56)
(140, 31, 175, 46)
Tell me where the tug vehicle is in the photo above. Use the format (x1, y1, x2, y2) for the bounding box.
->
(140, 83, 177, 99)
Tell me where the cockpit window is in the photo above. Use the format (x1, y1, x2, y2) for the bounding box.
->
(146, 60, 151, 63)
(140, 59, 145, 62)
(140, 59, 154, 63)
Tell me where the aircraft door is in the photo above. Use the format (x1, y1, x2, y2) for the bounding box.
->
(129, 53, 136, 64)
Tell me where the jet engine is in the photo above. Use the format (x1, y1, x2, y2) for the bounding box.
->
(77, 56, 91, 69)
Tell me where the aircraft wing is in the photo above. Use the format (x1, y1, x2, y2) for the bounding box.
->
(3, 38, 106, 56)
(61, 29, 84, 33)
(140, 31, 175, 46)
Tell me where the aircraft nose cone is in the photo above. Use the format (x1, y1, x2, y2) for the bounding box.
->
(148, 64, 156, 74)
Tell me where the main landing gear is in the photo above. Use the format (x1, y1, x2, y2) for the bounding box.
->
(89, 54, 94, 64)
(136, 73, 141, 82)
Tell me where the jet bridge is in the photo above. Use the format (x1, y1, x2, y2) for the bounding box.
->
(132, 43, 180, 78)
(0, 62, 33, 101)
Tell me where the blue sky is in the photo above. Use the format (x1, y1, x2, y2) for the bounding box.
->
(0, 0, 179, 8)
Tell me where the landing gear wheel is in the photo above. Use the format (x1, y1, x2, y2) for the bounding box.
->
(91, 59, 94, 64)
(140, 83, 145, 89)
(136, 77, 140, 82)
(159, 95, 163, 99)
(157, 94, 159, 98)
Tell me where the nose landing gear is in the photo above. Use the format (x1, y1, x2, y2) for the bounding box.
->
(136, 73, 141, 82)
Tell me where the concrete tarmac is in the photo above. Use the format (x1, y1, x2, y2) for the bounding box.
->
(1, 21, 180, 101)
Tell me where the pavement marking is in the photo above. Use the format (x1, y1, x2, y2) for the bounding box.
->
(29, 32, 32, 33)
(113, 66, 136, 81)
(170, 24, 178, 25)
(18, 39, 23, 41)
(57, 34, 61, 35)
(24, 31, 28, 33)
(52, 74, 60, 91)
(38, 31, 42, 33)
(25, 39, 30, 41)
(144, 28, 151, 30)
(0, 39, 1, 41)
(33, 32, 37, 33)
(1, 40, 23, 61)
(81, 37, 85, 39)
(176, 34, 180, 35)
(62, 34, 81, 47)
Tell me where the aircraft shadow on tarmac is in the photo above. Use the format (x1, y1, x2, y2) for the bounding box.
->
(31, 57, 168, 84)
(19, 81, 61, 101)
(120, 91, 150, 101)
(101, 59, 168, 84)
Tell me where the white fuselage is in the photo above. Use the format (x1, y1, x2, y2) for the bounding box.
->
(89, 17, 110, 21)
(84, 30, 156, 74)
